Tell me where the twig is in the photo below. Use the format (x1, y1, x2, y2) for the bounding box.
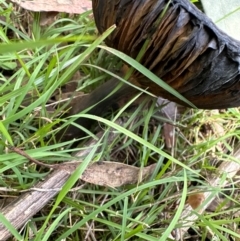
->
(0, 166, 75, 240)
(9, 146, 59, 169)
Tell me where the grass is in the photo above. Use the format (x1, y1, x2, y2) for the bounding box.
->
(0, 1, 240, 241)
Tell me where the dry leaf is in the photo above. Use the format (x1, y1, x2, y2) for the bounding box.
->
(81, 162, 157, 187)
(157, 97, 178, 149)
(10, 0, 92, 14)
(187, 193, 205, 209)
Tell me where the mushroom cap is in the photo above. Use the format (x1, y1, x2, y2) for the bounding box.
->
(92, 0, 240, 109)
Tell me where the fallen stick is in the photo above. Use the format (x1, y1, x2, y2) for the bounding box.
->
(0, 165, 76, 240)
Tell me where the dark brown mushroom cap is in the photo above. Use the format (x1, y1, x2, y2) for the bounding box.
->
(92, 0, 240, 109)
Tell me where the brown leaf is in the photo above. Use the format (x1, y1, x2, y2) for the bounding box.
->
(157, 97, 178, 149)
(10, 0, 92, 14)
(187, 193, 205, 209)
(81, 162, 157, 187)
